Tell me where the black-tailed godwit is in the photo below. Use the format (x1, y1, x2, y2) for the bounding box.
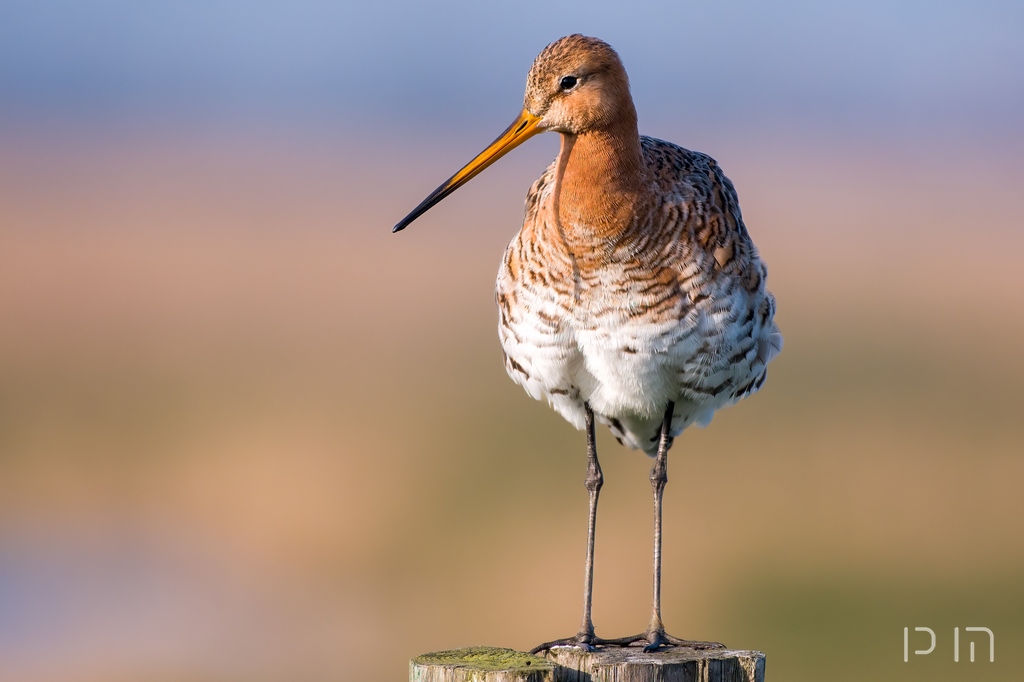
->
(394, 34, 782, 653)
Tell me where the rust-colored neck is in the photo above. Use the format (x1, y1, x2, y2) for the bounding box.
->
(553, 110, 649, 248)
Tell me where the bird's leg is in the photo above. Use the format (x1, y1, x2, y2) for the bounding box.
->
(646, 400, 672, 644)
(579, 402, 603, 642)
(532, 404, 605, 653)
(601, 402, 726, 652)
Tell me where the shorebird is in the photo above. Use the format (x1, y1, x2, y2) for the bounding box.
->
(393, 35, 781, 652)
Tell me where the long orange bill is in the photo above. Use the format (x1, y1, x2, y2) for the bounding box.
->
(393, 110, 543, 233)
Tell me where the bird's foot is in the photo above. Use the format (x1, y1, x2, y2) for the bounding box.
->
(532, 628, 725, 654)
(530, 629, 609, 654)
(600, 628, 726, 653)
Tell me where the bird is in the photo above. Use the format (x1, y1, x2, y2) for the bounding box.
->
(393, 35, 782, 653)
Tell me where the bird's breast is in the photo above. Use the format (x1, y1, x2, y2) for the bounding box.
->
(493, 137, 780, 453)
(497, 230, 703, 421)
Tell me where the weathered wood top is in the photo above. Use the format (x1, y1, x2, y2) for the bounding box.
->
(411, 646, 765, 682)
(543, 645, 765, 682)
(411, 647, 554, 682)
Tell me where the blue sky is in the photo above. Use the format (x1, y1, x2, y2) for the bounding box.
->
(1, 1, 1021, 138)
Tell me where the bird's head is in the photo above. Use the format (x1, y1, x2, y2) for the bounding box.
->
(393, 35, 632, 233)
(524, 34, 633, 136)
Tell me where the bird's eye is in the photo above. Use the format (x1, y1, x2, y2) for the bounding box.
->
(559, 75, 578, 91)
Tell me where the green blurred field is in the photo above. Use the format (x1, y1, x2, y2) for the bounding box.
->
(1, 130, 1022, 681)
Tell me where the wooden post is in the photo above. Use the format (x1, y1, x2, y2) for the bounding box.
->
(411, 647, 555, 682)
(542, 646, 765, 682)
(411, 646, 765, 682)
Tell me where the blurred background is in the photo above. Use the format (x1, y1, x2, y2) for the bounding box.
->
(1, 2, 1022, 681)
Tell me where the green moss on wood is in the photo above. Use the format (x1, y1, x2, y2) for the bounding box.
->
(413, 646, 552, 672)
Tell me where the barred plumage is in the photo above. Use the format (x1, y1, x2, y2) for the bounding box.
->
(394, 34, 781, 653)
(497, 137, 781, 455)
